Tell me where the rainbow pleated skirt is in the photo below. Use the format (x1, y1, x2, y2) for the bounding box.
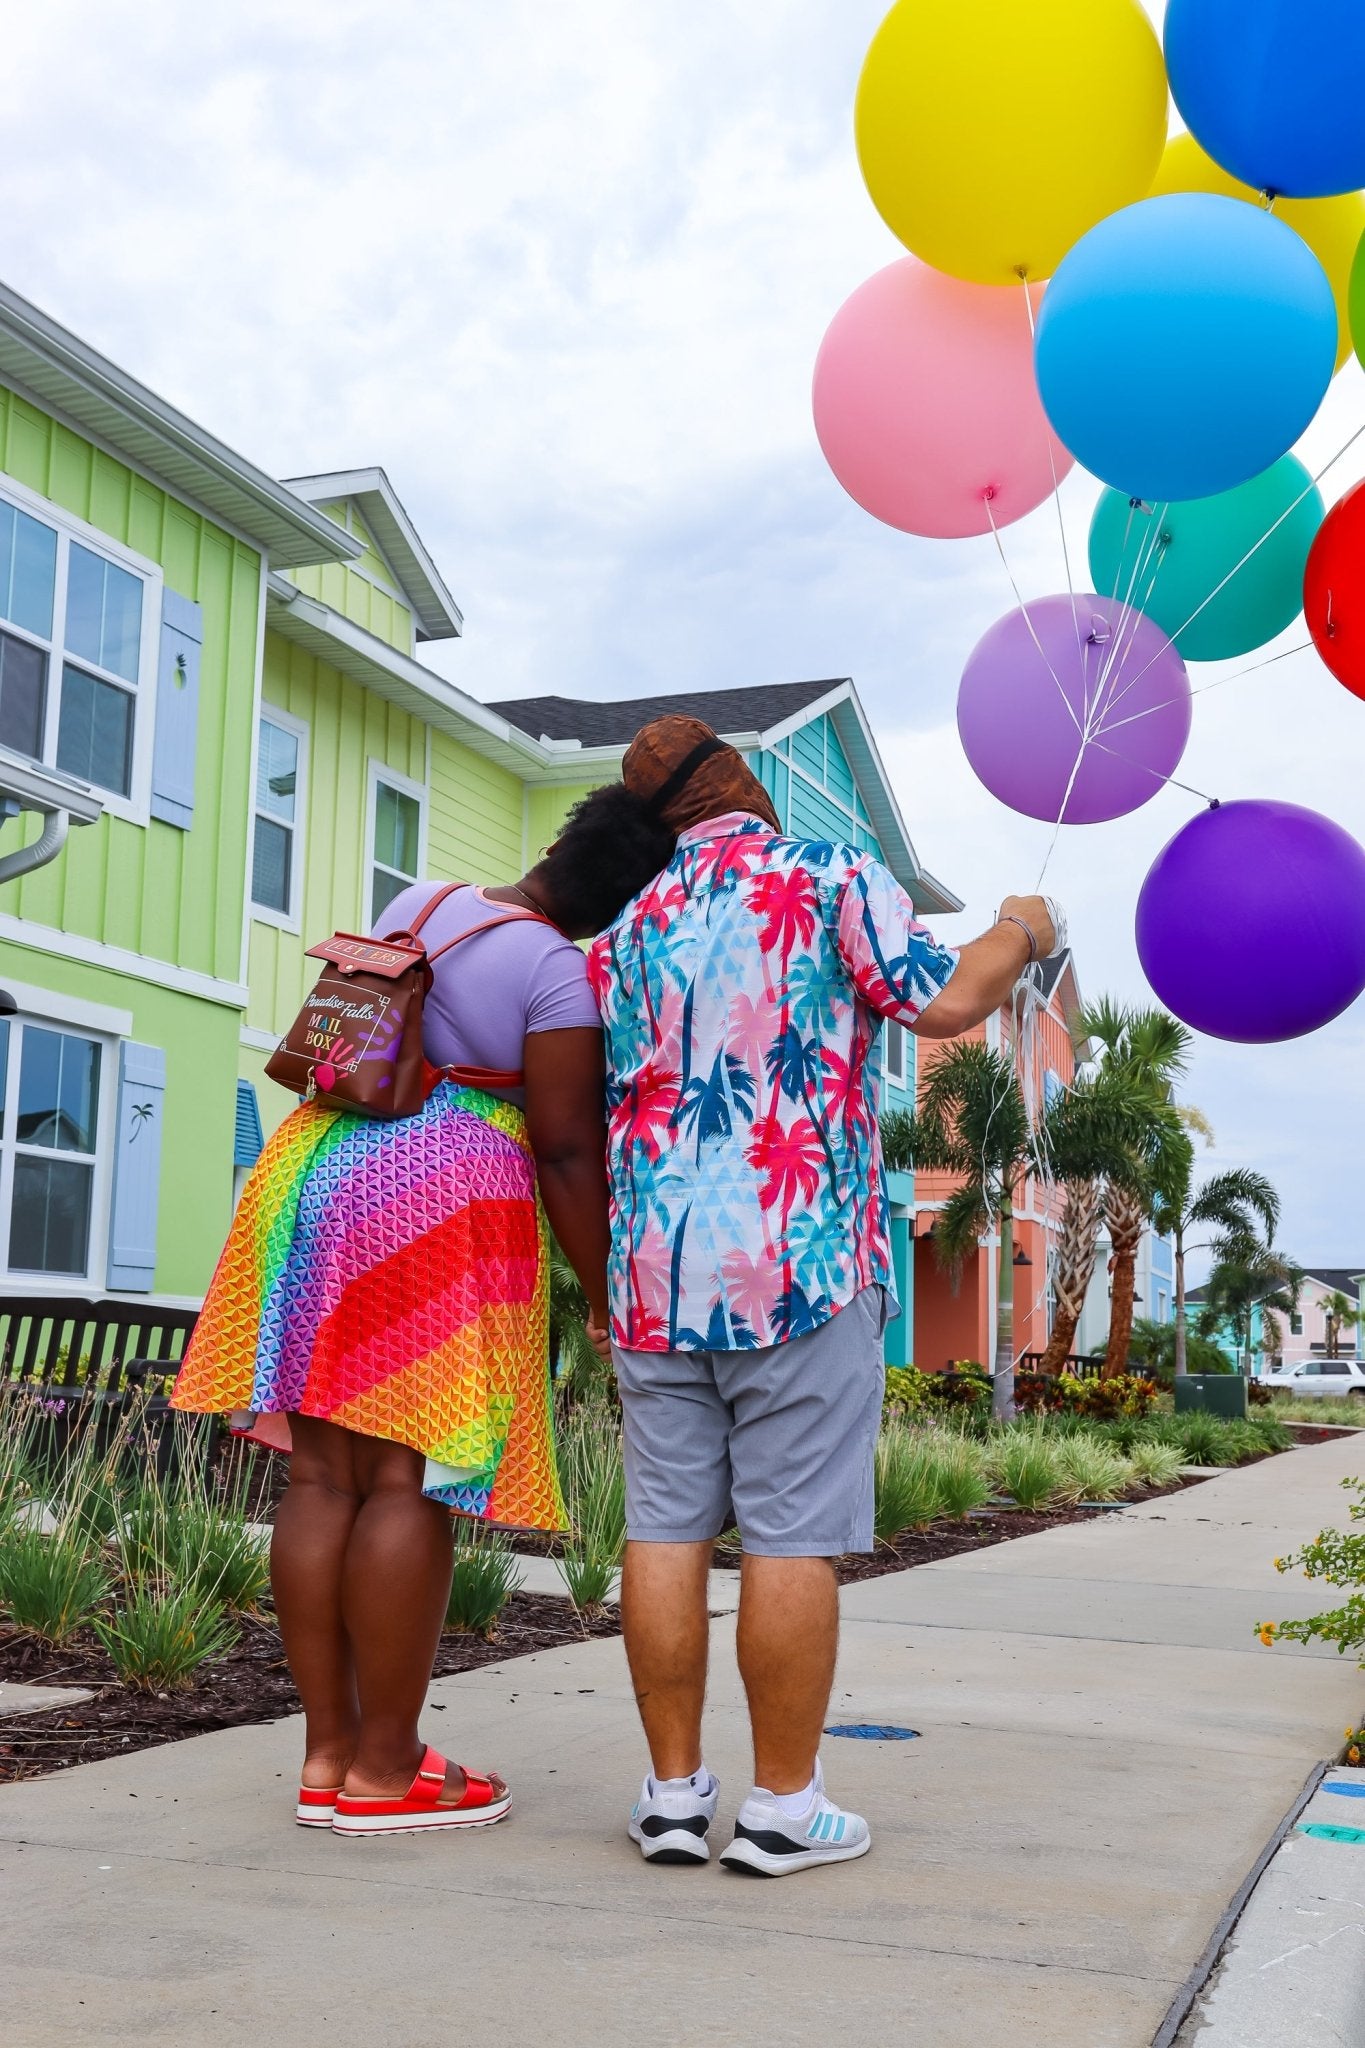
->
(171, 1082, 567, 1531)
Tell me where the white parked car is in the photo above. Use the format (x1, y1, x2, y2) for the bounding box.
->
(1262, 1358, 1365, 1400)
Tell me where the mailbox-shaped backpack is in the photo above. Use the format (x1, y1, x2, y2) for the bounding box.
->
(265, 882, 549, 1118)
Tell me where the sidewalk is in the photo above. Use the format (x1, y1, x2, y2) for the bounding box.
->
(3, 1437, 1363, 2048)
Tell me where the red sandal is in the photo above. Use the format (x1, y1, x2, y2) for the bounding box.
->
(331, 1747, 511, 1836)
(296, 1784, 342, 1828)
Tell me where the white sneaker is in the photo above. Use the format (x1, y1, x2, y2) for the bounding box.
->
(719, 1760, 871, 1877)
(628, 1771, 720, 1864)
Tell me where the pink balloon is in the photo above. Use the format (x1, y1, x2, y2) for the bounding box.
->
(812, 259, 1074, 540)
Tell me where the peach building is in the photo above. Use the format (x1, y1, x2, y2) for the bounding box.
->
(911, 953, 1088, 1373)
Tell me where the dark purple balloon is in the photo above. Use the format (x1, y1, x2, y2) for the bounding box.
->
(957, 594, 1191, 824)
(1136, 800, 1365, 1043)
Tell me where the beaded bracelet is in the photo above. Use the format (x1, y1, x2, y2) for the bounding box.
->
(996, 913, 1038, 964)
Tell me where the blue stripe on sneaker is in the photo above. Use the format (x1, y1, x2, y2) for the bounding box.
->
(834, 1815, 846, 1843)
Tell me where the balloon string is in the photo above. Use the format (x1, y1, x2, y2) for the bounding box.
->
(1096, 418, 1365, 721)
(1095, 639, 1313, 739)
(984, 495, 1084, 734)
(1088, 517, 1172, 728)
(1021, 278, 1085, 671)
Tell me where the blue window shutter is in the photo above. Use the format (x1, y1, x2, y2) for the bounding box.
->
(107, 1041, 166, 1292)
(233, 1079, 263, 1168)
(151, 588, 203, 828)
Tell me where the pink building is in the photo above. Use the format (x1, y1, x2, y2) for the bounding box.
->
(912, 955, 1088, 1372)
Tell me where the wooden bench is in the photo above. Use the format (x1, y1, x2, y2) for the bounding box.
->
(1, 1295, 200, 1480)
(1017, 1352, 1105, 1381)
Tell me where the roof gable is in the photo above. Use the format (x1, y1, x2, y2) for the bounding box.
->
(490, 680, 844, 747)
(284, 468, 463, 641)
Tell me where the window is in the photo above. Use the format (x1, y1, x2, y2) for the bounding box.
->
(0, 485, 154, 806)
(1290, 1313, 1303, 1335)
(251, 711, 307, 927)
(884, 1019, 906, 1086)
(0, 1017, 103, 1278)
(369, 765, 425, 926)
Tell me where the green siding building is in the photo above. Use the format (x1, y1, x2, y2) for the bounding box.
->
(0, 282, 960, 1359)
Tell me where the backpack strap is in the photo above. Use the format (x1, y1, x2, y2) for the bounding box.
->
(424, 903, 555, 967)
(405, 881, 467, 938)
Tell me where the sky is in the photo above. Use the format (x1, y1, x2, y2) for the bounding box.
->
(4, 0, 1363, 1276)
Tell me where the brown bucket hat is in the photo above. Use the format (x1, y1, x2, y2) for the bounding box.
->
(622, 715, 782, 836)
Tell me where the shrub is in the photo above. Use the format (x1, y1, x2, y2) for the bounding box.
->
(990, 1431, 1064, 1511)
(118, 1470, 269, 1613)
(1127, 1439, 1185, 1489)
(1247, 1379, 1274, 1407)
(1260, 1478, 1365, 1664)
(446, 1521, 523, 1637)
(1053, 1436, 1133, 1504)
(555, 1401, 626, 1615)
(0, 1523, 110, 1644)
(934, 1435, 991, 1519)
(883, 1366, 934, 1418)
(930, 1369, 992, 1413)
(1013, 1373, 1160, 1421)
(95, 1585, 236, 1690)
(874, 1425, 947, 1541)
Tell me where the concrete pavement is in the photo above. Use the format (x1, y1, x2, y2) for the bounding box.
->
(3, 1436, 1363, 2048)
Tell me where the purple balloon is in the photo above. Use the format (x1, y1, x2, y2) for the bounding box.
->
(1137, 801, 1365, 1043)
(957, 595, 1191, 824)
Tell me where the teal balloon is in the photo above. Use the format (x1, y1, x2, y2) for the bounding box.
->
(1087, 456, 1323, 662)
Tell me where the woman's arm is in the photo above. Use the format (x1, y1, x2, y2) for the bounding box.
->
(522, 1026, 612, 1335)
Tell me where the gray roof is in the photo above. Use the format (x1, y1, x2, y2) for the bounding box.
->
(1188, 1268, 1364, 1305)
(489, 680, 845, 746)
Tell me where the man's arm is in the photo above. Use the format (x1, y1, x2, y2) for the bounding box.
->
(834, 860, 1058, 1039)
(912, 896, 1056, 1038)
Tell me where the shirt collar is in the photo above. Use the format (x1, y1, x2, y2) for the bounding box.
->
(674, 811, 774, 848)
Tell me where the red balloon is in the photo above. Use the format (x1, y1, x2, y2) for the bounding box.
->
(1305, 480, 1365, 702)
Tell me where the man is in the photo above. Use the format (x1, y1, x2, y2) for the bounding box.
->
(586, 715, 1060, 1876)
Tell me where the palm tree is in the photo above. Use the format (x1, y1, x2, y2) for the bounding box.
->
(1321, 1290, 1362, 1361)
(1152, 1160, 1280, 1376)
(1037, 1173, 1105, 1374)
(1198, 1235, 1304, 1373)
(882, 1043, 1147, 1420)
(1079, 1001, 1193, 1378)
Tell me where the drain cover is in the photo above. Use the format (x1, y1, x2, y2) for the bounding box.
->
(824, 1723, 920, 1741)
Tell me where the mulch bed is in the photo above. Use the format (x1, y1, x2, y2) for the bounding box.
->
(0, 1592, 618, 1785)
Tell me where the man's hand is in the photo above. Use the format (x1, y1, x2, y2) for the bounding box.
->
(586, 1313, 613, 1361)
(997, 895, 1057, 960)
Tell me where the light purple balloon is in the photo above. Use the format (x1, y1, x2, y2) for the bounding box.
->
(957, 594, 1192, 824)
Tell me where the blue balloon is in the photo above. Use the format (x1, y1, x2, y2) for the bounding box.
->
(1166, 0, 1365, 200)
(1034, 195, 1336, 503)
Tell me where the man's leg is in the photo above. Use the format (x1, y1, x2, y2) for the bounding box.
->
(619, 1539, 713, 1780)
(715, 1288, 885, 1872)
(735, 1554, 839, 1794)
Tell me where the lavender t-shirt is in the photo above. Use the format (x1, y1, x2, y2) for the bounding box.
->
(377, 882, 601, 1101)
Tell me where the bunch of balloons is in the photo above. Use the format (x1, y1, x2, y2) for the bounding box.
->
(813, 0, 1365, 1044)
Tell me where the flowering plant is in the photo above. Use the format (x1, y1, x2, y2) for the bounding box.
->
(1257, 1477, 1365, 1666)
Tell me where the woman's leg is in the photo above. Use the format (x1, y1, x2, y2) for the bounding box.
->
(271, 1415, 362, 1787)
(339, 1436, 504, 1804)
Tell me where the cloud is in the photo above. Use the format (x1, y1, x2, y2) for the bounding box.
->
(2, 0, 1362, 1266)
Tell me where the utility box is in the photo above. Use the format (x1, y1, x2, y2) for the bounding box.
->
(1174, 1373, 1248, 1419)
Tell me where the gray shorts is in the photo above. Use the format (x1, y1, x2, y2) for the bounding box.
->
(612, 1286, 887, 1558)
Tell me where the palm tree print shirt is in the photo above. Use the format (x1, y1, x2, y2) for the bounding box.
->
(587, 812, 959, 1351)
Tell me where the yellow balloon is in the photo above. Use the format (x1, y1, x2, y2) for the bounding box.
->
(855, 0, 1168, 286)
(1150, 134, 1364, 372)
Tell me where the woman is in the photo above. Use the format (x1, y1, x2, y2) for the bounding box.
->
(172, 785, 675, 1836)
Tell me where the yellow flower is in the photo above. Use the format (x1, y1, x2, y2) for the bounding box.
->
(1348, 1728, 1357, 1742)
(1273, 1558, 1285, 1571)
(1258, 1625, 1276, 1646)
(1350, 1747, 1362, 1766)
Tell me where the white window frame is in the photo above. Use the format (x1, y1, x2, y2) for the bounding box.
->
(0, 1008, 117, 1290)
(0, 473, 162, 827)
(884, 1018, 907, 1086)
(365, 757, 427, 930)
(250, 704, 310, 934)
